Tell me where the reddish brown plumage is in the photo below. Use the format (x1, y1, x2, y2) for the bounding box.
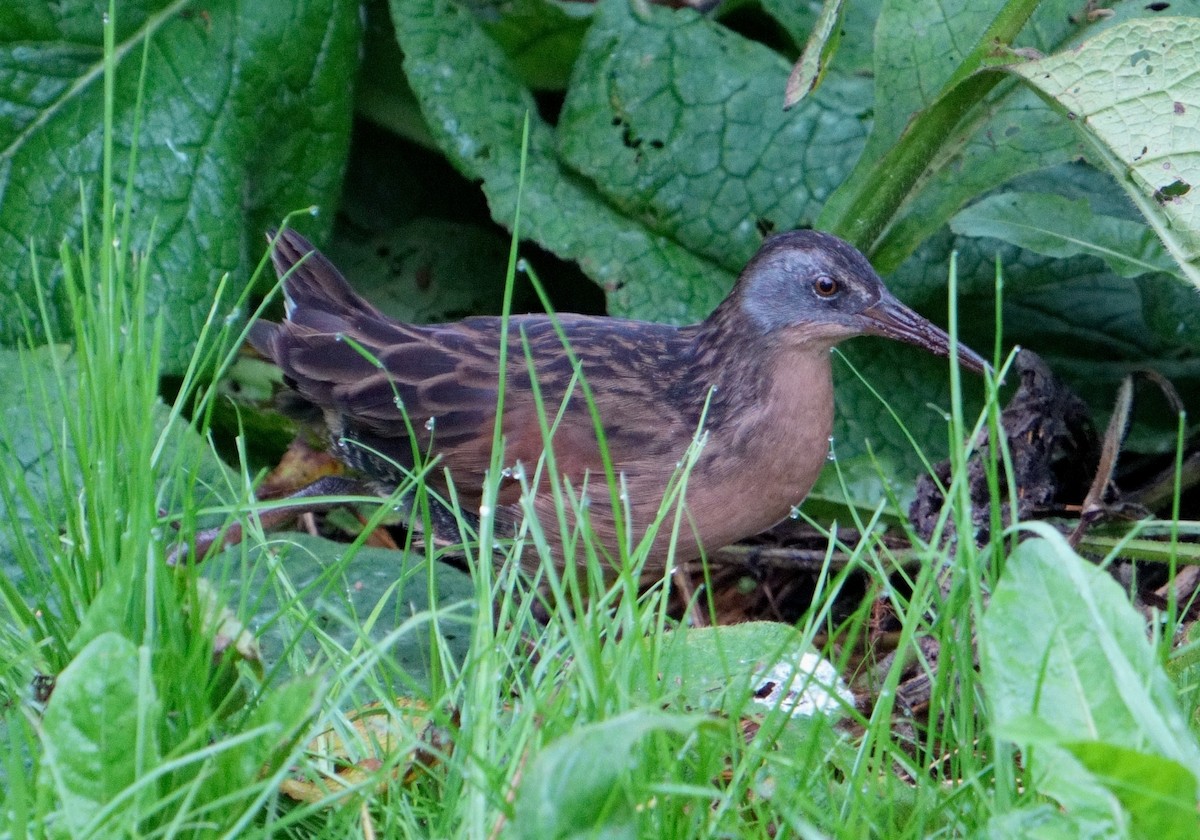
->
(250, 228, 986, 573)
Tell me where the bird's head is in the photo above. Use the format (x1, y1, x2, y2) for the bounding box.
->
(731, 229, 988, 373)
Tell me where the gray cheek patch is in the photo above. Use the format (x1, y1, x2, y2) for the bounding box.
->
(741, 249, 835, 333)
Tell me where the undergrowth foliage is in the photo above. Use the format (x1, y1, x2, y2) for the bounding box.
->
(1, 2, 1199, 839)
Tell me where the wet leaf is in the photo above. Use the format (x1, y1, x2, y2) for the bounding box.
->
(0, 0, 360, 372)
(512, 710, 709, 840)
(980, 532, 1200, 817)
(281, 698, 456, 803)
(1008, 16, 1200, 288)
(951, 192, 1179, 279)
(39, 632, 156, 837)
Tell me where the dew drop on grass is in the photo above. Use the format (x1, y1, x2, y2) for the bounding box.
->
(501, 467, 513, 479)
(826, 435, 836, 461)
(393, 395, 404, 410)
(479, 504, 492, 517)
(425, 416, 436, 431)
(516, 258, 529, 274)
(788, 506, 801, 520)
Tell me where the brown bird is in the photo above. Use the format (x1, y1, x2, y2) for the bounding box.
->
(248, 228, 987, 574)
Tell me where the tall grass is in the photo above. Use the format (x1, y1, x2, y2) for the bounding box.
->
(0, 168, 1024, 840)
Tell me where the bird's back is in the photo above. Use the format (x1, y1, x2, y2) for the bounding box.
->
(249, 231, 707, 563)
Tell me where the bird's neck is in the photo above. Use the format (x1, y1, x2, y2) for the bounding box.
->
(683, 299, 836, 442)
(681, 304, 783, 428)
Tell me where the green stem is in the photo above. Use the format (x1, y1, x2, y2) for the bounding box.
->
(819, 0, 1043, 253)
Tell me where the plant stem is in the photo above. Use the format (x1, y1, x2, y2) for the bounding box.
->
(819, 0, 1043, 254)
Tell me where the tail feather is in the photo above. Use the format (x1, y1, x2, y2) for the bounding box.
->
(249, 228, 379, 364)
(267, 229, 375, 320)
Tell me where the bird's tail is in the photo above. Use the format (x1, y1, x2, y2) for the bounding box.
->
(266, 228, 374, 321)
(247, 228, 379, 361)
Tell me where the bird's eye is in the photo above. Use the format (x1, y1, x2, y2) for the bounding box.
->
(813, 276, 840, 298)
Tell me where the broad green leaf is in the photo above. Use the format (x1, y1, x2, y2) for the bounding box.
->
(1066, 742, 1200, 840)
(323, 219, 520, 324)
(980, 532, 1200, 816)
(951, 191, 1178, 279)
(480, 0, 593, 91)
(558, 0, 871, 273)
(205, 533, 475, 674)
(0, 0, 360, 373)
(1009, 16, 1200, 289)
(511, 710, 708, 840)
(983, 533, 1200, 760)
(868, 85, 1080, 272)
(391, 0, 731, 325)
(855, 0, 1082, 162)
(820, 0, 1084, 266)
(985, 804, 1118, 840)
(39, 632, 158, 837)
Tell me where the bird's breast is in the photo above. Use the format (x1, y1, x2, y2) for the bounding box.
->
(681, 350, 835, 550)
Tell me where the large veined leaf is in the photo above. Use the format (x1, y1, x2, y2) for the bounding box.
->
(1008, 16, 1200, 289)
(0, 0, 360, 372)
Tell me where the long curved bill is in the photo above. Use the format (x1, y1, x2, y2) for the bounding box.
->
(862, 290, 990, 375)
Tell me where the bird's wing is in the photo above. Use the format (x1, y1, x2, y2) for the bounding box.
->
(250, 230, 700, 506)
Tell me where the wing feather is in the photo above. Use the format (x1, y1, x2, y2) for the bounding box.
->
(252, 229, 706, 513)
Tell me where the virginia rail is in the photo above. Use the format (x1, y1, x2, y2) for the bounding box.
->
(249, 229, 987, 573)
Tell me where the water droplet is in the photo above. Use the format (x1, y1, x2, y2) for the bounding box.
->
(393, 395, 404, 410)
(788, 506, 801, 520)
(425, 416, 436, 431)
(308, 206, 320, 217)
(516, 258, 529, 273)
(501, 467, 513, 478)
(826, 435, 836, 461)
(479, 505, 492, 517)
(512, 463, 526, 480)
